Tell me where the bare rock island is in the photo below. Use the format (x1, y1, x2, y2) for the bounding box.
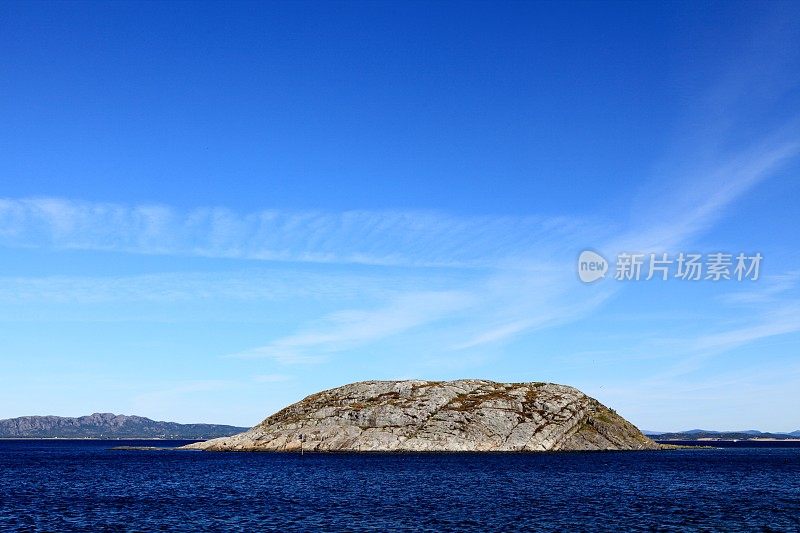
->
(183, 380, 660, 452)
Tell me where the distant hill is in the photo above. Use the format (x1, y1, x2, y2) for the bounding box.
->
(648, 429, 800, 441)
(0, 413, 249, 439)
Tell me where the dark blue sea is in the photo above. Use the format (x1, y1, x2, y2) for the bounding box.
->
(1, 440, 798, 532)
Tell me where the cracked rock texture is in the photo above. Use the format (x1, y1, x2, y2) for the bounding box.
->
(183, 380, 660, 452)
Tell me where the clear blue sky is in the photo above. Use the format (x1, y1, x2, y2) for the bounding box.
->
(1, 1, 799, 431)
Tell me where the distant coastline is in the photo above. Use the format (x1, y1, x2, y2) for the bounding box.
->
(0, 413, 248, 440)
(645, 429, 800, 442)
(0, 437, 204, 441)
(655, 439, 800, 448)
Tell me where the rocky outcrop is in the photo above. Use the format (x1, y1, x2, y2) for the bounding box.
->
(0, 413, 248, 439)
(184, 380, 660, 452)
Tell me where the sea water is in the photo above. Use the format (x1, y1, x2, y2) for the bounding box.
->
(1, 440, 798, 531)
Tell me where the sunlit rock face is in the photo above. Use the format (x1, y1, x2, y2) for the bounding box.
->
(183, 380, 660, 452)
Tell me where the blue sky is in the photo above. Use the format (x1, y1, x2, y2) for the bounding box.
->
(1, 1, 799, 431)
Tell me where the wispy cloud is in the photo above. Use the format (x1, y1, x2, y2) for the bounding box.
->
(595, 359, 800, 432)
(721, 270, 800, 305)
(610, 139, 800, 254)
(622, 304, 799, 375)
(227, 291, 473, 363)
(1, 116, 797, 363)
(0, 269, 442, 304)
(692, 305, 800, 354)
(453, 135, 799, 350)
(0, 197, 590, 268)
(0, 198, 613, 357)
(623, 280, 800, 382)
(1, 124, 795, 362)
(449, 266, 614, 350)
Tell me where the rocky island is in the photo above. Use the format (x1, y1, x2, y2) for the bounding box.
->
(184, 380, 660, 452)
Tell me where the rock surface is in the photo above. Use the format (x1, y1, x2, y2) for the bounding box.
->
(184, 380, 660, 452)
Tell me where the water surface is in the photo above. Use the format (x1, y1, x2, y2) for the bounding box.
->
(1, 440, 798, 531)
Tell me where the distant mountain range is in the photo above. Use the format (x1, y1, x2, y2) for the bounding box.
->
(643, 429, 800, 440)
(0, 413, 249, 439)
